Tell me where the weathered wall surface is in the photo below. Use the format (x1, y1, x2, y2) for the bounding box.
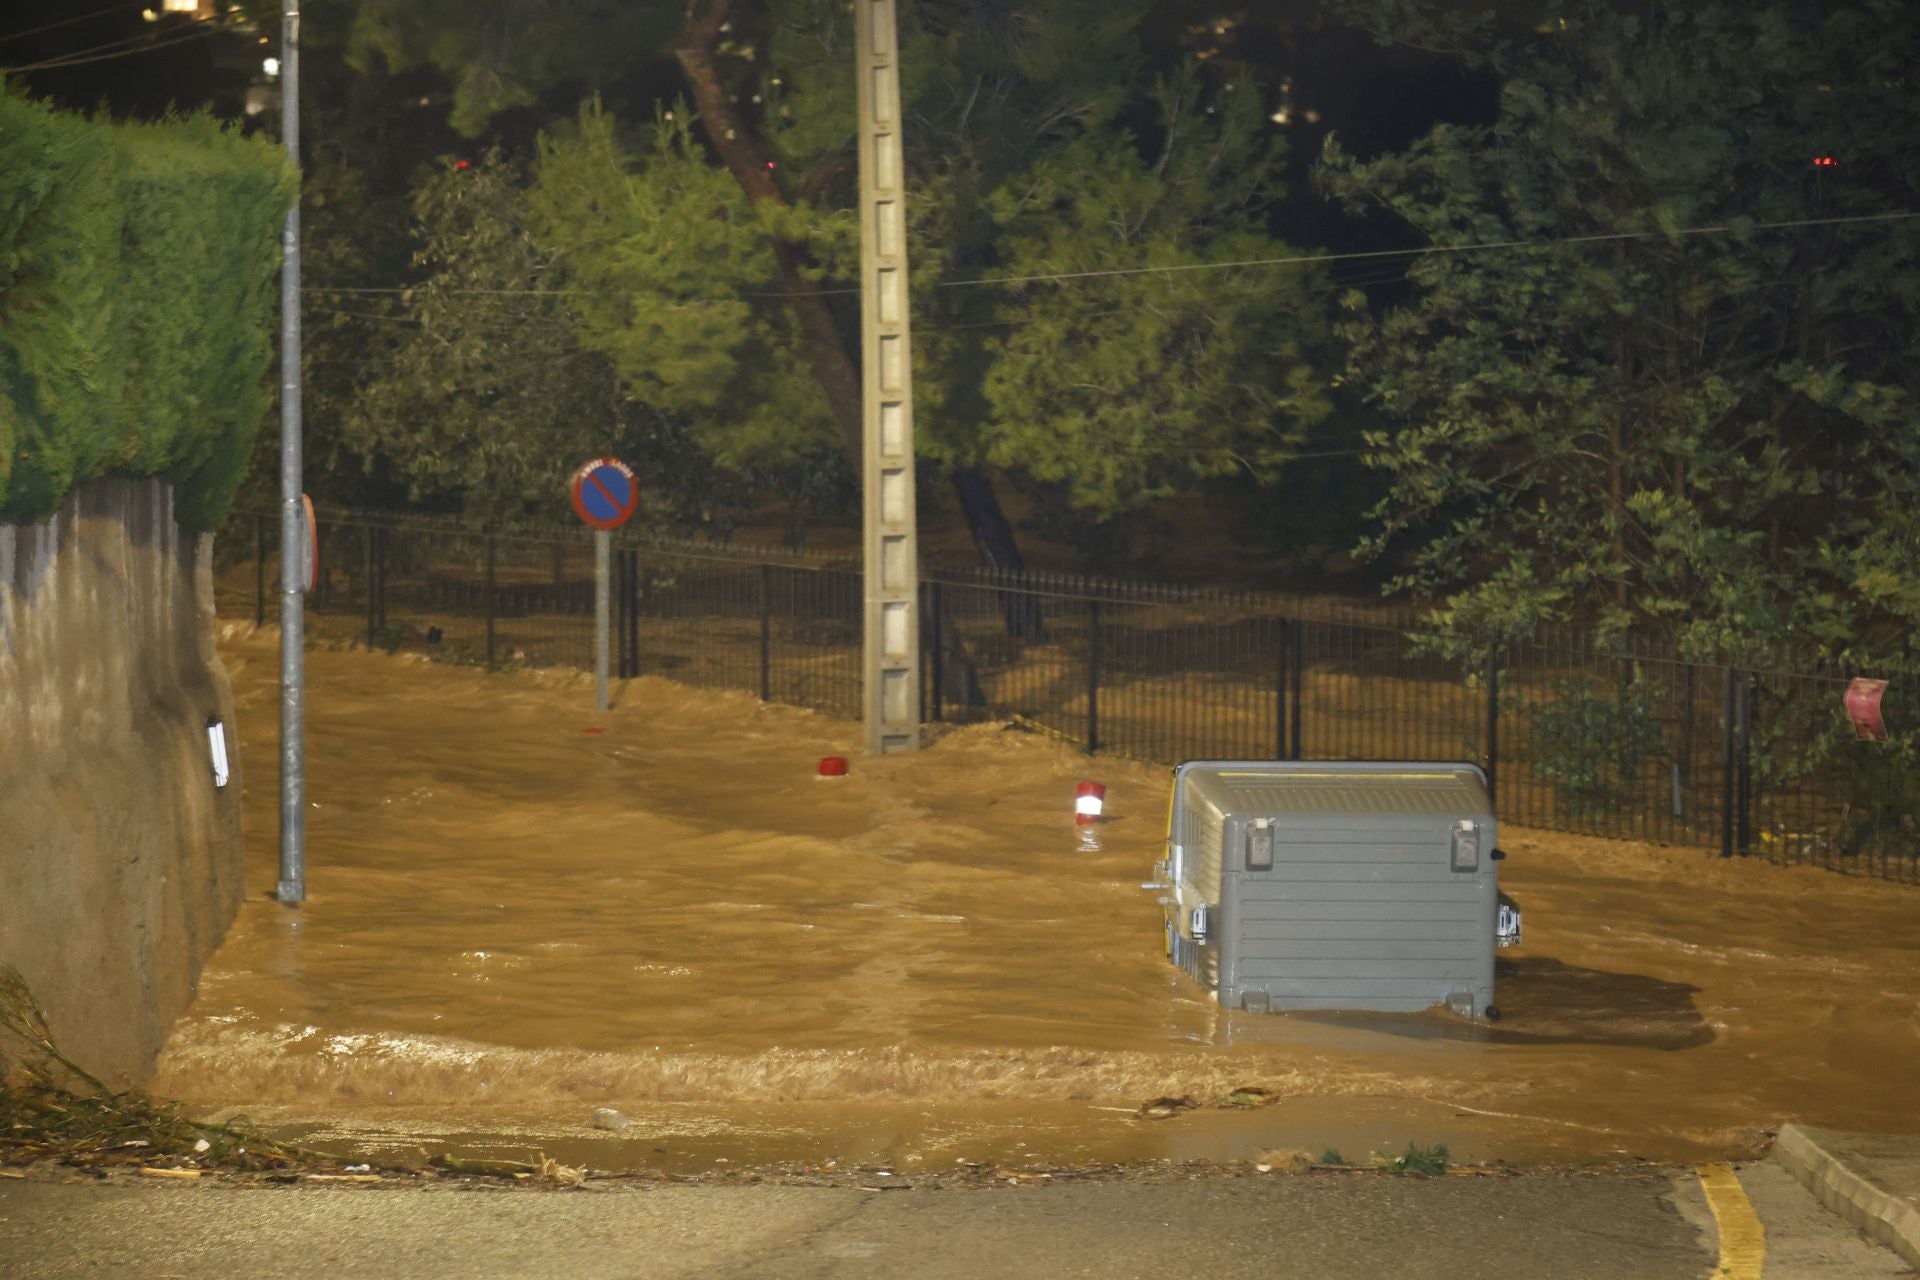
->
(0, 478, 244, 1087)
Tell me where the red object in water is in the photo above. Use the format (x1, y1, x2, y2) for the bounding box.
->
(1075, 780, 1106, 824)
(818, 756, 849, 777)
(1845, 678, 1889, 743)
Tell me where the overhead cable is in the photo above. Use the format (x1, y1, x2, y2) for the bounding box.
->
(303, 209, 1920, 303)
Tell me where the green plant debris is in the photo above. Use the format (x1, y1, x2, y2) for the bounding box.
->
(1320, 1149, 1345, 1165)
(0, 966, 320, 1174)
(1378, 1141, 1450, 1177)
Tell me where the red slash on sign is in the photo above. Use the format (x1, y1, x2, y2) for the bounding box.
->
(1844, 678, 1889, 743)
(569, 457, 639, 530)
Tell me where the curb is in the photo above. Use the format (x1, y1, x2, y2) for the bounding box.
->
(1775, 1123, 1920, 1270)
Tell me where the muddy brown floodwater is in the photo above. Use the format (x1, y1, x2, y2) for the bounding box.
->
(152, 627, 1920, 1174)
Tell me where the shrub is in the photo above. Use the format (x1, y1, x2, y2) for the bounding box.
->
(0, 96, 294, 531)
(1524, 675, 1665, 815)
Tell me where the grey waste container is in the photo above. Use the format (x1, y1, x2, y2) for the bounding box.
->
(1148, 761, 1519, 1021)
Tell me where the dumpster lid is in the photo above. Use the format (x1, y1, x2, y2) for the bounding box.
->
(1177, 761, 1492, 818)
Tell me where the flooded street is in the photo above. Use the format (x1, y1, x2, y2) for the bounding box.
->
(153, 627, 1920, 1171)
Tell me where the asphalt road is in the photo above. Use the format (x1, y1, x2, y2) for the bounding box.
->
(0, 1171, 1698, 1280)
(0, 1164, 1909, 1279)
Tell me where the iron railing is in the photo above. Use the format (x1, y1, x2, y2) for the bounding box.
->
(219, 510, 1917, 882)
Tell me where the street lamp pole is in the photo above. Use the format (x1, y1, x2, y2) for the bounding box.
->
(275, 0, 306, 904)
(856, 0, 920, 754)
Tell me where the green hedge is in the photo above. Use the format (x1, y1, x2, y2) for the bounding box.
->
(0, 96, 295, 532)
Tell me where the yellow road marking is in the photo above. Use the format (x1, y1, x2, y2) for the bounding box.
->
(1697, 1163, 1767, 1279)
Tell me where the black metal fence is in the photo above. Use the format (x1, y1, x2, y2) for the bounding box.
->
(221, 510, 1918, 882)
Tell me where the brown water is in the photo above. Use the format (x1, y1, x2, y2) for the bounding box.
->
(152, 627, 1920, 1170)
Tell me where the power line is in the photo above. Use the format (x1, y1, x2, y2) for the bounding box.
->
(3, 24, 161, 70)
(302, 209, 1919, 304)
(3, 22, 224, 73)
(0, 3, 135, 47)
(306, 285, 566, 297)
(923, 209, 1920, 293)
(306, 273, 1345, 334)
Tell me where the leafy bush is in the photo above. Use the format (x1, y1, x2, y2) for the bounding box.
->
(1525, 676, 1665, 815)
(0, 96, 294, 531)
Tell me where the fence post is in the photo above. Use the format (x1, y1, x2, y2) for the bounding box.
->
(1720, 664, 1739, 857)
(928, 580, 944, 724)
(1484, 648, 1501, 806)
(485, 535, 497, 670)
(625, 550, 640, 680)
(612, 549, 627, 679)
(1736, 671, 1753, 856)
(1086, 600, 1102, 755)
(375, 526, 388, 636)
(1679, 663, 1696, 821)
(758, 563, 772, 701)
(1289, 618, 1305, 760)
(363, 526, 376, 647)
(255, 514, 267, 628)
(1274, 617, 1289, 760)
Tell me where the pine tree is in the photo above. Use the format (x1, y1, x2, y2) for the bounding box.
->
(1323, 0, 1920, 663)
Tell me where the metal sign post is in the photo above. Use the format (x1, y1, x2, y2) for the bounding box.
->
(275, 0, 306, 906)
(594, 529, 610, 710)
(856, 0, 920, 754)
(569, 457, 640, 713)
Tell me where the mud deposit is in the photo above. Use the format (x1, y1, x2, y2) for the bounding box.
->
(152, 628, 1920, 1172)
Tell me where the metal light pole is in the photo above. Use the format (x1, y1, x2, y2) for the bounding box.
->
(275, 0, 306, 904)
(856, 0, 919, 754)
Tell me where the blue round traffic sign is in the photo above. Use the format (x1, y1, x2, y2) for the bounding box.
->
(569, 457, 639, 530)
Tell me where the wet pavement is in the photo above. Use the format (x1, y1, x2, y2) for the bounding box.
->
(5, 1153, 1917, 1280)
(149, 626, 1920, 1171)
(0, 1170, 1717, 1280)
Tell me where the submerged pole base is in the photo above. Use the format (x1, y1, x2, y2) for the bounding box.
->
(275, 879, 305, 904)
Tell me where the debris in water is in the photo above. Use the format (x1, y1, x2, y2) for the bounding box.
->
(428, 1152, 539, 1178)
(0, 965, 320, 1177)
(592, 1108, 630, 1132)
(538, 1155, 587, 1187)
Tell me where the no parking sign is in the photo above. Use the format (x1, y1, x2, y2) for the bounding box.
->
(570, 457, 637, 714)
(570, 457, 639, 530)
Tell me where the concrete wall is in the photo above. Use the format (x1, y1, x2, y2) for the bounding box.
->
(0, 478, 245, 1088)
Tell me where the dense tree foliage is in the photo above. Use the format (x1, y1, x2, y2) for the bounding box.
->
(528, 107, 852, 479)
(314, 0, 1338, 555)
(971, 74, 1329, 515)
(1324, 0, 1920, 662)
(334, 150, 723, 524)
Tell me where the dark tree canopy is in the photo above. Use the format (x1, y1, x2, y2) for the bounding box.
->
(1324, 0, 1920, 662)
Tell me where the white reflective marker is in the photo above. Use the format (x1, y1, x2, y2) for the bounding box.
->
(206, 718, 230, 788)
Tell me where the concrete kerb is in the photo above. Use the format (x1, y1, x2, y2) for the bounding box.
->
(1774, 1123, 1920, 1270)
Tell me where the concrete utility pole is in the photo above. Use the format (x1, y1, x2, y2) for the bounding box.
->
(275, 0, 306, 904)
(855, 0, 920, 754)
